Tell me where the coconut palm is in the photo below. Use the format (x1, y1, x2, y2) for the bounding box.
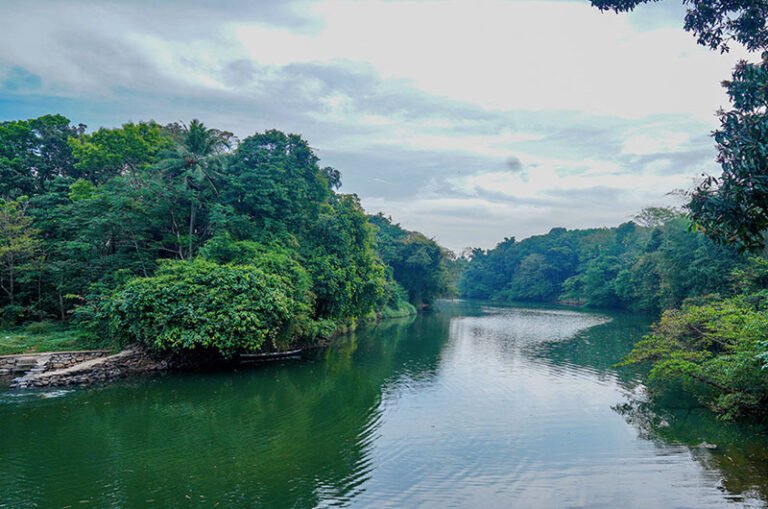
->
(158, 119, 234, 259)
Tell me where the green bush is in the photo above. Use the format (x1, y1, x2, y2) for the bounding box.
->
(622, 295, 768, 420)
(199, 234, 314, 309)
(98, 259, 311, 357)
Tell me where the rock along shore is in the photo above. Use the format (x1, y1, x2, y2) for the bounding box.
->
(2, 348, 167, 389)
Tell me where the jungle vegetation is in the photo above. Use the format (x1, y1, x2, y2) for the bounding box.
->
(0, 116, 455, 356)
(590, 0, 768, 420)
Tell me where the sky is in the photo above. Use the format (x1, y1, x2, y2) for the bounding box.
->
(0, 0, 753, 252)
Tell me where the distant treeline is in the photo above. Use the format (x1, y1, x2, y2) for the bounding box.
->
(460, 209, 744, 314)
(460, 210, 768, 420)
(0, 114, 454, 356)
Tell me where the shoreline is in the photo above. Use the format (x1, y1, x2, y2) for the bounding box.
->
(2, 309, 420, 390)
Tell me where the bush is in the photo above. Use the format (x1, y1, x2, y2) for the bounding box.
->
(96, 259, 311, 357)
(622, 295, 768, 420)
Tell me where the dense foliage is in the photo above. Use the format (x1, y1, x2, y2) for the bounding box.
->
(369, 213, 456, 308)
(0, 115, 449, 357)
(622, 269, 768, 419)
(460, 210, 743, 313)
(92, 260, 310, 357)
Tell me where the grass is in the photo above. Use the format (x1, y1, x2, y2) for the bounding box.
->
(380, 301, 417, 319)
(0, 321, 104, 355)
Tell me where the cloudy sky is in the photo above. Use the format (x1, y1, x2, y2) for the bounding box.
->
(0, 0, 752, 252)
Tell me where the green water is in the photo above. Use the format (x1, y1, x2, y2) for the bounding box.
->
(2, 301, 768, 508)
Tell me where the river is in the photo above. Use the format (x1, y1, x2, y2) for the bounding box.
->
(2, 301, 768, 508)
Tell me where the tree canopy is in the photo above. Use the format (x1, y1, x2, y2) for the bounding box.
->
(0, 114, 452, 357)
(460, 211, 744, 313)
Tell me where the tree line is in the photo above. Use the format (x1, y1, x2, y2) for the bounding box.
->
(460, 209, 743, 313)
(0, 115, 455, 356)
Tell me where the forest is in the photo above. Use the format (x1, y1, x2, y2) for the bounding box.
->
(461, 209, 742, 313)
(0, 115, 455, 357)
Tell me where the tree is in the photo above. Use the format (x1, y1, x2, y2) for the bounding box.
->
(368, 213, 454, 307)
(157, 119, 234, 259)
(591, 2, 768, 251)
(621, 295, 768, 419)
(68, 121, 172, 183)
(305, 195, 386, 319)
(633, 206, 682, 228)
(224, 130, 331, 237)
(0, 114, 83, 198)
(591, 0, 768, 52)
(689, 55, 768, 251)
(0, 198, 40, 311)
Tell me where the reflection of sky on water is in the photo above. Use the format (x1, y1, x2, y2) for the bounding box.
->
(351, 306, 763, 509)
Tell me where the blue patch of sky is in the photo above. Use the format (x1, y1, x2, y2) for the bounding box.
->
(1, 66, 42, 92)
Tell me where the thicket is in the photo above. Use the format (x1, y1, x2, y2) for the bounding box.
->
(0, 115, 453, 357)
(460, 210, 743, 314)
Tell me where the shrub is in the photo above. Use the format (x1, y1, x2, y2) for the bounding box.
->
(99, 259, 311, 357)
(622, 295, 768, 420)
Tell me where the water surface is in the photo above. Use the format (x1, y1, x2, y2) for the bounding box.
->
(2, 301, 768, 508)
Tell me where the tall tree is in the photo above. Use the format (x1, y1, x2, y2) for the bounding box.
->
(0, 114, 83, 198)
(369, 214, 454, 307)
(68, 121, 172, 183)
(688, 55, 768, 251)
(157, 120, 234, 259)
(0, 198, 40, 310)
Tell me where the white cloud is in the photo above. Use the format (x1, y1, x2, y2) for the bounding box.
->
(450, 159, 689, 200)
(0, 0, 742, 250)
(622, 131, 691, 155)
(235, 0, 748, 121)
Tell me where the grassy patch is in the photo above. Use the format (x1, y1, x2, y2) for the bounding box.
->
(0, 321, 104, 355)
(380, 301, 417, 319)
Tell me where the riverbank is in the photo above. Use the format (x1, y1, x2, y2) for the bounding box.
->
(1, 347, 167, 388)
(1, 307, 419, 389)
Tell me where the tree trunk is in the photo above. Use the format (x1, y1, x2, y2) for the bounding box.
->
(188, 201, 196, 259)
(58, 274, 66, 321)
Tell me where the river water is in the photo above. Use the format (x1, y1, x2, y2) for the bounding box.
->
(2, 301, 768, 508)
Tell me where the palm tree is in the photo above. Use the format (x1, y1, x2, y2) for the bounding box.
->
(158, 119, 234, 259)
